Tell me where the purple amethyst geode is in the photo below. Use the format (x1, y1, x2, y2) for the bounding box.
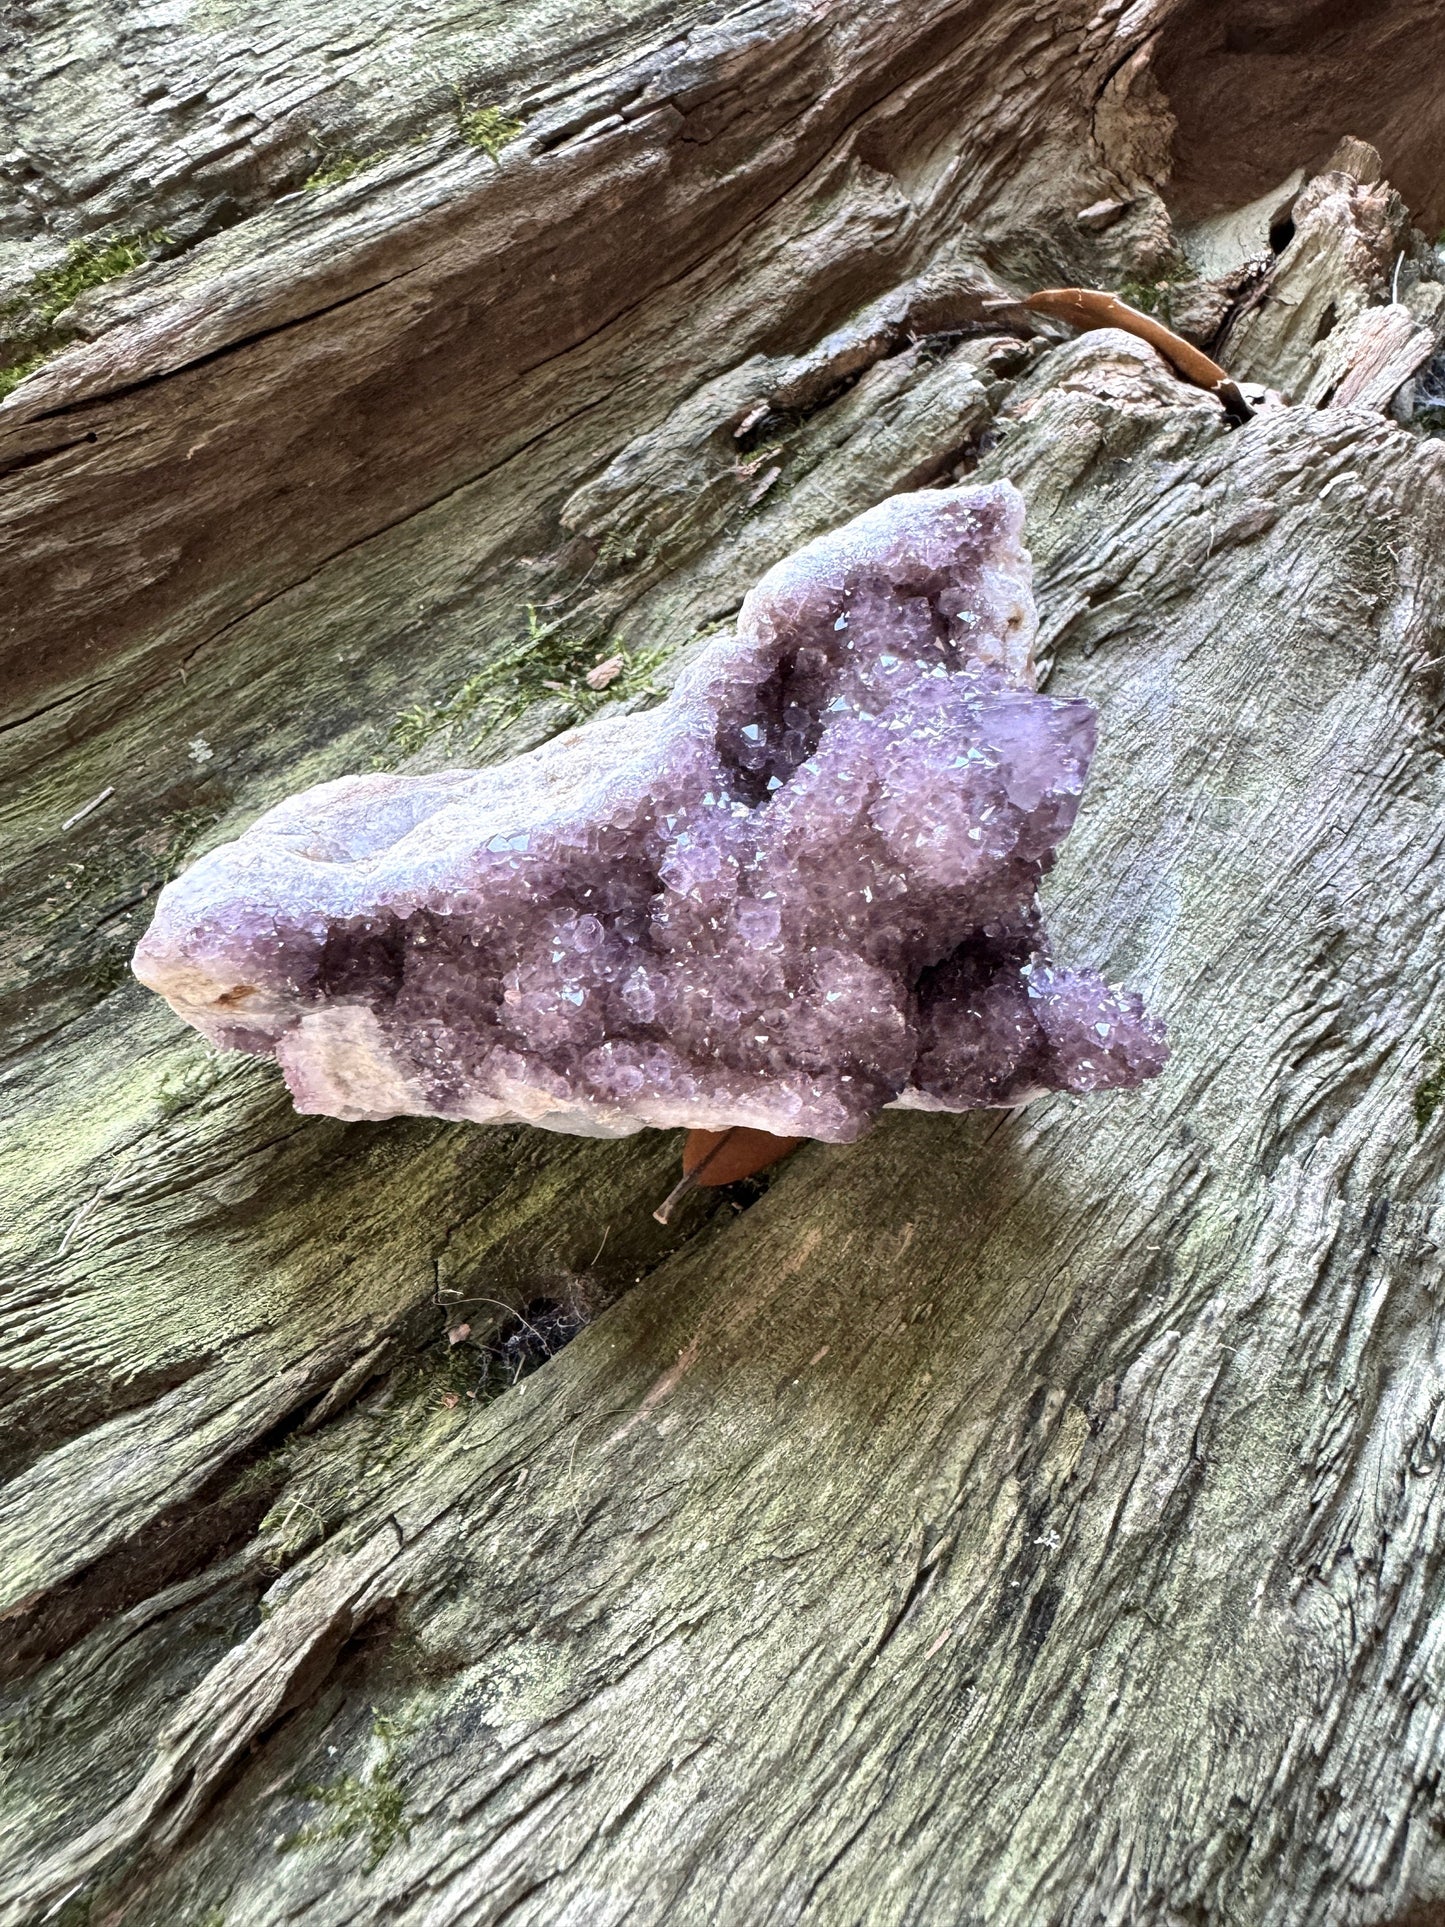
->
(133, 482, 1167, 1141)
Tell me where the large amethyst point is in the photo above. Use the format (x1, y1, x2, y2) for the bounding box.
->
(133, 483, 1167, 1141)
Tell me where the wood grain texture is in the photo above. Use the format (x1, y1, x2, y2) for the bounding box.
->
(5, 1, 1445, 1922)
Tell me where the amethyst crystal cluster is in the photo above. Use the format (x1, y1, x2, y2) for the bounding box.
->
(134, 483, 1166, 1140)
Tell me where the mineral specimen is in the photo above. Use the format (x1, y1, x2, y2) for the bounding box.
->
(133, 482, 1167, 1141)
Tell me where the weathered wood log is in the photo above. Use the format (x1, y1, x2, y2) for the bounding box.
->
(5, 1, 1445, 1922)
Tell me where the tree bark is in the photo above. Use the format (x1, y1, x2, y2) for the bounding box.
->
(4, 2, 1445, 1923)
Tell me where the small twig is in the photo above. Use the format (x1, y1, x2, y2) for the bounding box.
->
(61, 786, 114, 832)
(652, 1170, 699, 1226)
(57, 1187, 104, 1257)
(653, 1128, 740, 1224)
(565, 1429, 583, 1531)
(1392, 250, 1405, 306)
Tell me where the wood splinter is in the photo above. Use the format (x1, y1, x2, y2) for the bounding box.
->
(1015, 288, 1254, 423)
(653, 1126, 806, 1224)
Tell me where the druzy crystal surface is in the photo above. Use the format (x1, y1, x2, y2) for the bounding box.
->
(133, 482, 1166, 1140)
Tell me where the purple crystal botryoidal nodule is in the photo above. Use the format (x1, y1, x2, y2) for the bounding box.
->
(133, 482, 1168, 1143)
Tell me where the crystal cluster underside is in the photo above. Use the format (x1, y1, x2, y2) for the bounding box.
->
(133, 482, 1167, 1141)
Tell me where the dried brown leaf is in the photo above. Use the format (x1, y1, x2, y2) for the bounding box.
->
(683, 1126, 806, 1186)
(1022, 289, 1251, 419)
(585, 655, 626, 690)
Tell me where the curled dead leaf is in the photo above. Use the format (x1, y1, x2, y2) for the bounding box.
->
(1022, 289, 1252, 422)
(653, 1125, 806, 1224)
(682, 1126, 805, 1185)
(585, 655, 626, 690)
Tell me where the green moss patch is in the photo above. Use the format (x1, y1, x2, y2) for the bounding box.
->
(283, 1716, 413, 1868)
(377, 606, 670, 767)
(25, 234, 163, 325)
(456, 102, 524, 160)
(1415, 1048, 1445, 1132)
(304, 153, 376, 192)
(1111, 259, 1194, 325)
(0, 353, 46, 400)
(0, 230, 167, 401)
